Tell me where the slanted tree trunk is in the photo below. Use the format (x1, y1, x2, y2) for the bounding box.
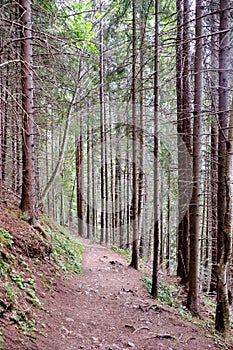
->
(40, 84, 79, 204)
(19, 0, 36, 223)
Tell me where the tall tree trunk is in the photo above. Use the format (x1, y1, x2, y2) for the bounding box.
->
(99, 2, 105, 244)
(130, 0, 139, 270)
(209, 0, 219, 294)
(92, 126, 97, 237)
(187, 0, 202, 315)
(19, 0, 36, 223)
(151, 0, 159, 298)
(215, 0, 231, 336)
(176, 0, 186, 281)
(176, 0, 192, 283)
(76, 116, 84, 237)
(138, 10, 145, 255)
(86, 124, 91, 239)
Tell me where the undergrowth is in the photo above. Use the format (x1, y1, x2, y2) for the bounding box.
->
(50, 228, 83, 274)
(142, 274, 231, 349)
(111, 246, 131, 261)
(0, 219, 83, 347)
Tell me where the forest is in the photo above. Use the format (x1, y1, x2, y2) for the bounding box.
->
(0, 0, 233, 344)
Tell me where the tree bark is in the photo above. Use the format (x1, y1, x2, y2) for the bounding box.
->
(19, 0, 36, 223)
(187, 0, 202, 316)
(215, 0, 231, 336)
(99, 1, 105, 244)
(151, 0, 159, 298)
(176, 0, 192, 283)
(130, 0, 139, 270)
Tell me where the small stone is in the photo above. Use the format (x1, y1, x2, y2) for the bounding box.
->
(92, 336, 99, 343)
(108, 344, 121, 350)
(0, 335, 5, 350)
(61, 326, 69, 334)
(66, 317, 74, 322)
(127, 342, 135, 348)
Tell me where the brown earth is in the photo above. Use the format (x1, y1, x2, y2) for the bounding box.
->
(0, 207, 232, 350)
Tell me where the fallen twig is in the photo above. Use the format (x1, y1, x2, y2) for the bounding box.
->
(146, 334, 178, 341)
(132, 326, 150, 334)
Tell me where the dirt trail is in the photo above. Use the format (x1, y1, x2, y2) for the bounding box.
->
(32, 238, 221, 350)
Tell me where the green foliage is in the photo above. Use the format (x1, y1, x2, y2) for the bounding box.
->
(54, 1, 98, 53)
(9, 271, 25, 290)
(51, 229, 83, 274)
(0, 229, 13, 247)
(26, 289, 41, 306)
(4, 283, 17, 302)
(142, 275, 176, 306)
(111, 246, 131, 261)
(20, 212, 28, 222)
(177, 307, 193, 322)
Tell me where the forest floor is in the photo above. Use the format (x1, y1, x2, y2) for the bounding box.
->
(1, 207, 233, 349)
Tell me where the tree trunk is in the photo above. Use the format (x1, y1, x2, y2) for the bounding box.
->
(187, 0, 202, 316)
(176, 0, 190, 283)
(40, 84, 79, 204)
(86, 124, 91, 239)
(166, 162, 171, 274)
(76, 117, 84, 237)
(99, 2, 105, 244)
(209, 0, 219, 294)
(215, 0, 231, 336)
(151, 0, 159, 298)
(19, 0, 36, 223)
(130, 0, 139, 270)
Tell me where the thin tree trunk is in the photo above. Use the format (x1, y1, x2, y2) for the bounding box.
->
(99, 2, 105, 244)
(130, 0, 139, 270)
(209, 1, 219, 294)
(151, 0, 159, 298)
(215, 0, 231, 336)
(76, 115, 84, 237)
(92, 126, 97, 238)
(166, 163, 171, 274)
(86, 124, 91, 239)
(176, 0, 186, 281)
(187, 0, 202, 316)
(138, 11, 145, 253)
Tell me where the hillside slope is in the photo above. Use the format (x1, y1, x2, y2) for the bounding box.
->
(0, 206, 232, 350)
(0, 205, 82, 350)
